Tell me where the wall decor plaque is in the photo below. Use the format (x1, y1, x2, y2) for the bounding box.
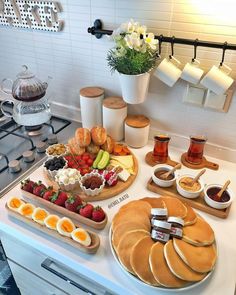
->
(0, 0, 63, 32)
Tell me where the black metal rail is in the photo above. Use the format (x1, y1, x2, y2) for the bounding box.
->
(88, 19, 236, 52)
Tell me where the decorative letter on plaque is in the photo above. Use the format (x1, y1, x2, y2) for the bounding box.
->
(0, 0, 63, 32)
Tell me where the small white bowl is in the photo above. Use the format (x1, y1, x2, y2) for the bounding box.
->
(46, 143, 69, 158)
(176, 174, 204, 199)
(43, 157, 68, 179)
(204, 184, 233, 209)
(55, 168, 81, 191)
(79, 172, 105, 196)
(152, 164, 176, 188)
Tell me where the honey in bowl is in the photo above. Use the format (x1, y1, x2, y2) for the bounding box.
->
(155, 169, 174, 181)
(179, 177, 201, 192)
(207, 187, 230, 203)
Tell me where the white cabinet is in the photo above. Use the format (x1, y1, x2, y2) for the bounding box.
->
(1, 235, 114, 295)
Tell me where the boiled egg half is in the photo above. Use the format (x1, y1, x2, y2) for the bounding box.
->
(18, 203, 35, 218)
(32, 207, 49, 225)
(56, 217, 75, 237)
(44, 214, 60, 230)
(7, 197, 24, 212)
(71, 228, 91, 246)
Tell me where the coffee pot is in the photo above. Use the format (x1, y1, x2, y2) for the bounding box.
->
(0, 65, 52, 126)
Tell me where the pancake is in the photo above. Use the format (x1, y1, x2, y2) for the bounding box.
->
(162, 197, 187, 218)
(130, 236, 159, 286)
(119, 200, 152, 214)
(116, 230, 150, 274)
(112, 221, 148, 252)
(140, 197, 166, 209)
(183, 203, 197, 226)
(173, 238, 217, 273)
(183, 217, 215, 246)
(164, 240, 206, 282)
(112, 206, 151, 232)
(149, 242, 187, 288)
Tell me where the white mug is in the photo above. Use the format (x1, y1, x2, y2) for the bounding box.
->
(181, 59, 204, 85)
(200, 64, 234, 95)
(154, 56, 182, 87)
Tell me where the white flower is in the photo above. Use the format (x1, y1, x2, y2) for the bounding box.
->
(124, 32, 142, 50)
(121, 19, 139, 34)
(144, 33, 158, 50)
(113, 46, 127, 57)
(136, 25, 147, 36)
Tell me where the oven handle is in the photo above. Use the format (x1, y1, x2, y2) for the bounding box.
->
(41, 258, 96, 295)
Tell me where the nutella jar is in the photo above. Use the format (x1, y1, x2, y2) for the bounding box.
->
(151, 208, 168, 226)
(168, 217, 184, 239)
(151, 220, 171, 243)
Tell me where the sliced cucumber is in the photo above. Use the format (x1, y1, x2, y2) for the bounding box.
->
(97, 151, 110, 169)
(92, 150, 104, 169)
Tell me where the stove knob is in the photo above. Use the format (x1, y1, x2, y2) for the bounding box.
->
(23, 150, 35, 162)
(48, 134, 58, 145)
(36, 141, 48, 153)
(9, 160, 21, 173)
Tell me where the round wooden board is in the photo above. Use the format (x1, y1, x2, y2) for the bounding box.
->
(43, 153, 138, 202)
(145, 151, 181, 168)
(181, 153, 219, 170)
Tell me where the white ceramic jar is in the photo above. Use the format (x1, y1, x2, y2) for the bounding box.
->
(103, 96, 127, 141)
(125, 115, 150, 148)
(80, 87, 104, 129)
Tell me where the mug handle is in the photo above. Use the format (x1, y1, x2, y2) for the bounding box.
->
(192, 59, 200, 66)
(170, 56, 181, 67)
(220, 64, 232, 75)
(0, 78, 13, 95)
(0, 99, 14, 117)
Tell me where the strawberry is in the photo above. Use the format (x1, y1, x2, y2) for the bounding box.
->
(91, 206, 105, 222)
(21, 179, 35, 193)
(32, 181, 46, 197)
(79, 203, 94, 219)
(51, 191, 68, 206)
(43, 189, 55, 201)
(65, 195, 82, 212)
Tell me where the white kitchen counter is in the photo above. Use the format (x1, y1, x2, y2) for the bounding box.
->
(0, 143, 236, 295)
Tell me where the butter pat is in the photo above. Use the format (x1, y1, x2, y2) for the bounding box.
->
(118, 169, 130, 182)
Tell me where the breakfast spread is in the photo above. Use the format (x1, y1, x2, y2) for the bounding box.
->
(179, 177, 201, 192)
(207, 186, 230, 202)
(46, 144, 68, 157)
(111, 197, 217, 289)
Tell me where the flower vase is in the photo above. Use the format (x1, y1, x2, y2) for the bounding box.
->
(118, 72, 150, 104)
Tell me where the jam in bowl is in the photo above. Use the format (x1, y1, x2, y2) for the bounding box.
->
(152, 164, 176, 188)
(204, 184, 233, 210)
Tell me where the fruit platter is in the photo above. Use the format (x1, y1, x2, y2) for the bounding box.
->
(42, 126, 138, 202)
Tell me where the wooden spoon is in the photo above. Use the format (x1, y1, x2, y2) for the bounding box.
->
(188, 169, 206, 186)
(214, 180, 231, 201)
(161, 163, 181, 180)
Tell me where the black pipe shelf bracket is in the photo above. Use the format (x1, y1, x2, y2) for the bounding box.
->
(88, 19, 236, 52)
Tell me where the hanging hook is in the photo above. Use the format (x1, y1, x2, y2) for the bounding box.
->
(169, 36, 175, 59)
(220, 41, 228, 66)
(192, 39, 198, 62)
(158, 34, 163, 57)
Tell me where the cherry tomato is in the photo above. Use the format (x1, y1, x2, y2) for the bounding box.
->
(82, 155, 89, 161)
(87, 158, 93, 166)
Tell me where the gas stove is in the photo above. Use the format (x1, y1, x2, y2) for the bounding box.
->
(0, 114, 81, 196)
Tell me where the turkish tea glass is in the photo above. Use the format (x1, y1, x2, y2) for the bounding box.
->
(153, 134, 170, 163)
(186, 135, 207, 164)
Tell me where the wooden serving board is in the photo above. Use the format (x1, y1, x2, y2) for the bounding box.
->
(145, 151, 180, 168)
(44, 153, 138, 202)
(181, 153, 219, 170)
(147, 178, 231, 219)
(6, 204, 100, 254)
(21, 190, 108, 230)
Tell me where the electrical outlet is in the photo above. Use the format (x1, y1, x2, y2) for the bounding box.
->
(183, 83, 206, 106)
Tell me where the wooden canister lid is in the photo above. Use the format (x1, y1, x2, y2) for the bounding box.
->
(103, 96, 127, 109)
(125, 115, 150, 128)
(80, 87, 104, 98)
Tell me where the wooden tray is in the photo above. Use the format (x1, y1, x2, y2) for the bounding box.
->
(181, 153, 219, 170)
(146, 178, 231, 219)
(145, 151, 180, 168)
(6, 204, 100, 254)
(21, 190, 108, 230)
(44, 153, 139, 202)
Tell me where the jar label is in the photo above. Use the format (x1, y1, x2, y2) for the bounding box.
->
(151, 229, 170, 243)
(170, 227, 183, 238)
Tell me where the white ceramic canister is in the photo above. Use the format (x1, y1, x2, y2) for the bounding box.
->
(125, 115, 150, 148)
(80, 87, 104, 129)
(103, 96, 127, 141)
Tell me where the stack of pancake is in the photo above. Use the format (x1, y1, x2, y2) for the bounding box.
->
(111, 197, 217, 289)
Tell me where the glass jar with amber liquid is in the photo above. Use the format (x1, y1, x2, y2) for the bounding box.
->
(186, 135, 207, 164)
(153, 134, 170, 163)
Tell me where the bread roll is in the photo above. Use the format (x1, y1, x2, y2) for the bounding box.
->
(101, 135, 115, 154)
(86, 142, 100, 154)
(75, 128, 91, 147)
(91, 126, 107, 145)
(68, 137, 85, 155)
